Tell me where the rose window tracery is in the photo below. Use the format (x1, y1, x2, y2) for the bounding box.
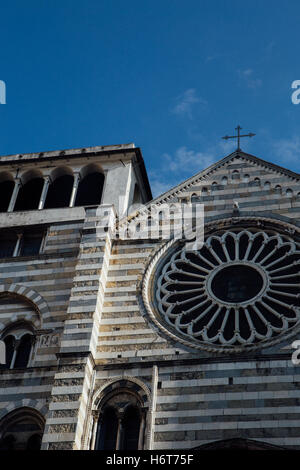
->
(143, 226, 300, 353)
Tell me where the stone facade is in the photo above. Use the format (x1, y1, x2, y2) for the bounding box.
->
(0, 145, 300, 450)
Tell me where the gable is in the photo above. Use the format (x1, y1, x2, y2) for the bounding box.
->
(121, 151, 300, 228)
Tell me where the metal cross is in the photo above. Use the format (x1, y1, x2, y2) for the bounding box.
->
(222, 125, 255, 150)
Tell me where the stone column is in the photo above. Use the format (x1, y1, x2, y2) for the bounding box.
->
(10, 338, 19, 369)
(138, 412, 146, 450)
(8, 179, 22, 212)
(38, 176, 51, 210)
(90, 411, 100, 450)
(69, 173, 81, 207)
(115, 414, 124, 451)
(147, 365, 158, 449)
(13, 233, 22, 257)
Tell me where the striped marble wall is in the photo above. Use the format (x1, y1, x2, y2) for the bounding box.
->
(1, 151, 300, 450)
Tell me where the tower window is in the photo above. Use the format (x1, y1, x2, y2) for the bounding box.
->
(1, 325, 34, 370)
(0, 229, 45, 258)
(19, 232, 43, 256)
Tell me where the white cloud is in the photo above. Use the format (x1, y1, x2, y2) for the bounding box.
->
(238, 69, 262, 89)
(171, 89, 206, 119)
(272, 136, 300, 163)
(149, 142, 236, 198)
(163, 147, 216, 173)
(149, 177, 172, 198)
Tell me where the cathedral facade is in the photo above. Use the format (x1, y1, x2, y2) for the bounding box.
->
(0, 143, 299, 450)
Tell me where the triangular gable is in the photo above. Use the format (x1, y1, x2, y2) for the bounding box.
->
(150, 149, 300, 205)
(120, 150, 300, 225)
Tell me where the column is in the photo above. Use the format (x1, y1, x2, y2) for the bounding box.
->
(13, 233, 22, 257)
(7, 179, 21, 212)
(89, 411, 100, 450)
(69, 173, 81, 207)
(38, 176, 51, 210)
(115, 414, 124, 450)
(10, 338, 19, 369)
(138, 412, 146, 450)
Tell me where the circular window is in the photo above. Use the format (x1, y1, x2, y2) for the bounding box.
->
(210, 265, 264, 303)
(142, 227, 300, 353)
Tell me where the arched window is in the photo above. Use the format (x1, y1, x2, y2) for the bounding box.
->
(26, 433, 42, 450)
(221, 176, 228, 185)
(14, 171, 44, 211)
(0, 172, 14, 212)
(1, 323, 34, 369)
(275, 184, 282, 193)
(44, 167, 74, 209)
(75, 164, 105, 207)
(0, 408, 44, 450)
(93, 387, 147, 451)
(232, 170, 240, 180)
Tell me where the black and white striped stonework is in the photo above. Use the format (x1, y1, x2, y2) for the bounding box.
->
(1, 149, 300, 450)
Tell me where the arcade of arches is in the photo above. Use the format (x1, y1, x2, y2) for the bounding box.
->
(0, 165, 105, 212)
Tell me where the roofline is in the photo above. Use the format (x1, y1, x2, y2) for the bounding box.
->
(227, 149, 300, 179)
(0, 143, 136, 165)
(119, 148, 300, 225)
(0, 142, 153, 201)
(149, 148, 300, 205)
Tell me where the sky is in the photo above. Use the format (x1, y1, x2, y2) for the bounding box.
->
(1, 0, 300, 197)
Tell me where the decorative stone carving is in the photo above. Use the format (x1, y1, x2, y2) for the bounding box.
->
(141, 224, 300, 353)
(39, 333, 60, 348)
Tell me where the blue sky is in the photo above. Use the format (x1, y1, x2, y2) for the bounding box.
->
(1, 0, 300, 196)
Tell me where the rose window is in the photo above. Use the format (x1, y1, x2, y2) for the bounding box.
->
(149, 228, 300, 352)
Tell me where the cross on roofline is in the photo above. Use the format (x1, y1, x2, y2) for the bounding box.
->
(222, 125, 255, 150)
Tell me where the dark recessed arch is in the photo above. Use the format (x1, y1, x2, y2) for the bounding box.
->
(14, 170, 44, 211)
(93, 379, 149, 451)
(75, 164, 105, 207)
(44, 167, 74, 209)
(0, 407, 45, 450)
(0, 172, 14, 212)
